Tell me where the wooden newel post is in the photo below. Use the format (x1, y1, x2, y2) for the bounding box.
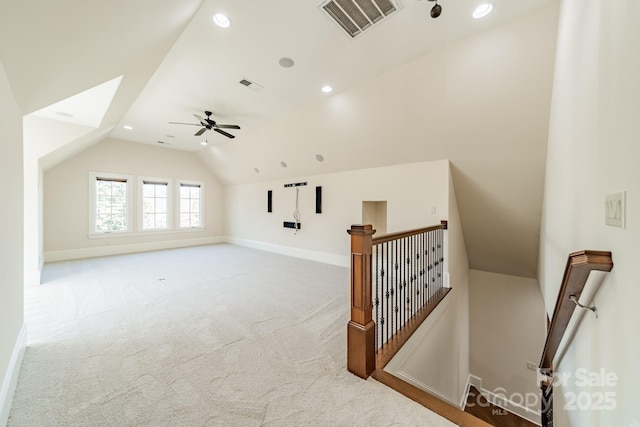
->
(346, 224, 376, 379)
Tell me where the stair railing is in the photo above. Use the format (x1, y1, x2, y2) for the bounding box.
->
(346, 221, 450, 378)
(538, 250, 614, 426)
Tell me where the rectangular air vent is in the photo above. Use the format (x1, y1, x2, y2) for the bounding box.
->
(239, 78, 264, 91)
(320, 0, 399, 38)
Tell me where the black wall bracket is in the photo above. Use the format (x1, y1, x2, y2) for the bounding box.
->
(284, 182, 307, 188)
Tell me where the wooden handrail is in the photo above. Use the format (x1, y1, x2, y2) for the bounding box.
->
(372, 221, 447, 245)
(539, 250, 613, 371)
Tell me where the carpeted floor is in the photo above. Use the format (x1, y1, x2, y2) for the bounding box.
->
(9, 244, 454, 426)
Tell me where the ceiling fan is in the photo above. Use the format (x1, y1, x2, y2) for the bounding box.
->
(169, 111, 240, 138)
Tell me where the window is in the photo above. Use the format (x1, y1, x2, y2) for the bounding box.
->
(178, 181, 204, 228)
(90, 172, 133, 234)
(140, 178, 172, 230)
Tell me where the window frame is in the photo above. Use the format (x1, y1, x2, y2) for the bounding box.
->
(89, 171, 134, 236)
(138, 176, 173, 232)
(176, 179, 205, 230)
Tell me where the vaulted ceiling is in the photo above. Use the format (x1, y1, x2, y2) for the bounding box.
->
(0, 0, 559, 278)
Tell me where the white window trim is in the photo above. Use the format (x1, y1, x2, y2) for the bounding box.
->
(138, 176, 173, 232)
(176, 179, 205, 230)
(89, 171, 134, 236)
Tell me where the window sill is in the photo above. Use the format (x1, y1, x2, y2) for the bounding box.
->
(88, 227, 206, 239)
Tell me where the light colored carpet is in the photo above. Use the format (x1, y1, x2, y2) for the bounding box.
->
(9, 244, 455, 426)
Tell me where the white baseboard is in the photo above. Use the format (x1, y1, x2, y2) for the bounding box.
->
(479, 386, 541, 425)
(462, 374, 482, 409)
(0, 324, 27, 426)
(391, 370, 463, 409)
(44, 236, 225, 263)
(466, 374, 541, 425)
(225, 237, 350, 267)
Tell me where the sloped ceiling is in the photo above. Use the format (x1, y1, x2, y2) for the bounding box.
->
(0, 0, 559, 278)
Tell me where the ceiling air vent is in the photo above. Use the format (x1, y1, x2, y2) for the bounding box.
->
(320, 0, 399, 38)
(239, 78, 264, 91)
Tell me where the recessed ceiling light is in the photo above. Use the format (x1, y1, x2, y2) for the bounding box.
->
(315, 154, 324, 162)
(280, 161, 287, 168)
(321, 86, 333, 93)
(165, 134, 175, 138)
(55, 111, 74, 118)
(200, 140, 208, 146)
(472, 3, 493, 19)
(254, 167, 260, 173)
(279, 57, 295, 68)
(213, 13, 231, 28)
(123, 125, 133, 130)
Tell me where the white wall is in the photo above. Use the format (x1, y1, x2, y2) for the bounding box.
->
(43, 138, 225, 261)
(23, 115, 96, 283)
(468, 270, 546, 423)
(225, 160, 449, 266)
(0, 60, 25, 426)
(539, 0, 640, 425)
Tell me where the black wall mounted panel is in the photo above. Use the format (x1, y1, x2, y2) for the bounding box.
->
(315, 186, 322, 214)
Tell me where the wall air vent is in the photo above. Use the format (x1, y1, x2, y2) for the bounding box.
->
(320, 0, 399, 38)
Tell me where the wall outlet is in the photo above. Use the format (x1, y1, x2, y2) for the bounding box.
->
(526, 361, 537, 371)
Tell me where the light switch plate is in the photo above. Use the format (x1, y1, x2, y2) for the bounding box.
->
(605, 192, 626, 228)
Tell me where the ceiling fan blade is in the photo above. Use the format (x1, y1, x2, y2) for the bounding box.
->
(215, 124, 241, 129)
(169, 122, 201, 126)
(193, 114, 206, 124)
(214, 128, 235, 139)
(194, 128, 207, 136)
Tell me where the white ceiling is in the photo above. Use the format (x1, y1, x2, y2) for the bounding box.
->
(109, 0, 553, 155)
(0, 0, 560, 278)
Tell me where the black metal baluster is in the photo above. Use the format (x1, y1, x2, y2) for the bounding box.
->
(408, 234, 412, 318)
(430, 229, 435, 300)
(390, 240, 395, 340)
(394, 239, 399, 339)
(420, 233, 424, 308)
(404, 235, 408, 322)
(403, 236, 408, 328)
(397, 237, 402, 332)
(439, 228, 444, 291)
(420, 231, 425, 308)
(411, 234, 415, 317)
(380, 242, 385, 349)
(416, 233, 421, 311)
(385, 241, 390, 347)
(416, 233, 420, 312)
(375, 243, 379, 350)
